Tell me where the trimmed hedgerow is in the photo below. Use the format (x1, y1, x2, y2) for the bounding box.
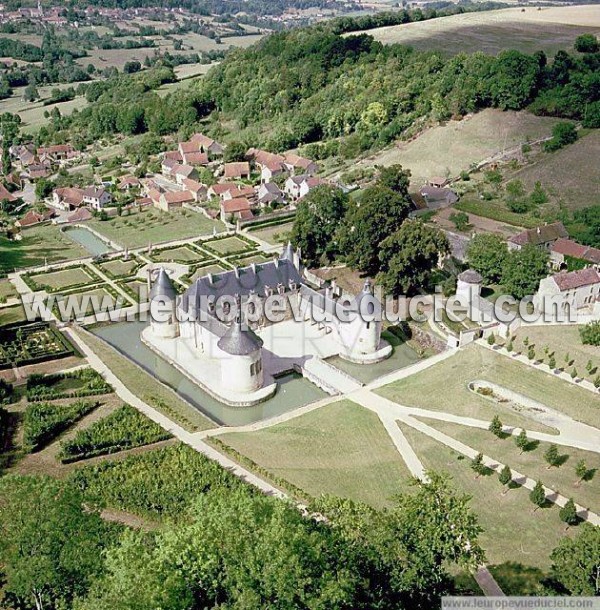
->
(23, 400, 99, 452)
(59, 404, 171, 463)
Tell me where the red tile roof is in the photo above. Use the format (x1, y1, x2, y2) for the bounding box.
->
(223, 162, 250, 179)
(551, 238, 600, 265)
(553, 267, 600, 291)
(163, 190, 195, 204)
(221, 197, 251, 213)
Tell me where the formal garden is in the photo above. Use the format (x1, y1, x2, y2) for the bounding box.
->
(23, 264, 103, 293)
(97, 256, 144, 280)
(0, 322, 76, 369)
(150, 244, 207, 264)
(199, 234, 258, 257)
(26, 368, 113, 402)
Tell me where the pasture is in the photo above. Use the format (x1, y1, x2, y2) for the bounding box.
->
(357, 109, 559, 186)
(359, 6, 600, 57)
(215, 400, 414, 509)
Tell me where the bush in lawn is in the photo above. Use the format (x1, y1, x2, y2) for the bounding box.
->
(23, 400, 98, 452)
(59, 404, 171, 463)
(26, 368, 112, 401)
(69, 443, 250, 519)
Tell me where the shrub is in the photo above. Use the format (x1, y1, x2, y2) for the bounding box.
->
(59, 404, 171, 463)
(23, 400, 98, 452)
(26, 368, 112, 402)
(580, 321, 600, 346)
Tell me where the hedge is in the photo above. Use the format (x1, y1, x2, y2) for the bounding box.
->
(26, 368, 113, 402)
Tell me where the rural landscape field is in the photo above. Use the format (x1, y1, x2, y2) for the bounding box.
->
(0, 1, 599, 608)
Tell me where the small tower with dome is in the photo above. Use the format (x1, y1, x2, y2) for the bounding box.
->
(149, 267, 179, 339)
(456, 269, 483, 303)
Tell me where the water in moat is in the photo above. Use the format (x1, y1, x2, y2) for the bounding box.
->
(62, 226, 115, 257)
(91, 321, 327, 427)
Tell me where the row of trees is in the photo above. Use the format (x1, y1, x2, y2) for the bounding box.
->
(291, 166, 449, 294)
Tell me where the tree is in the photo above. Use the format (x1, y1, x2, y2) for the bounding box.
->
(489, 415, 504, 439)
(548, 354, 556, 370)
(376, 164, 411, 194)
(448, 211, 470, 231)
(123, 60, 142, 74)
(502, 245, 549, 299)
(378, 220, 449, 295)
(550, 524, 600, 595)
(529, 480, 546, 511)
(559, 499, 579, 529)
(580, 321, 600, 346)
(544, 444, 562, 469)
(498, 464, 512, 494)
(339, 184, 412, 275)
(529, 181, 548, 206)
(515, 428, 529, 453)
(466, 233, 509, 284)
(0, 475, 107, 610)
(34, 178, 54, 201)
(291, 185, 349, 267)
(470, 452, 485, 478)
(223, 140, 248, 163)
(544, 122, 578, 152)
(574, 34, 599, 53)
(574, 459, 590, 486)
(23, 83, 39, 102)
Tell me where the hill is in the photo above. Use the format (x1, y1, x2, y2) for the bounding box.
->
(356, 6, 600, 57)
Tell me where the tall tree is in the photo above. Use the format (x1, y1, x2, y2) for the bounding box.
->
(378, 220, 449, 295)
(339, 184, 412, 275)
(466, 233, 509, 284)
(502, 245, 549, 299)
(0, 475, 107, 610)
(291, 185, 349, 267)
(551, 524, 600, 595)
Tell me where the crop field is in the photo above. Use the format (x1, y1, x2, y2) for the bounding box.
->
(356, 109, 560, 186)
(507, 130, 600, 211)
(358, 6, 600, 57)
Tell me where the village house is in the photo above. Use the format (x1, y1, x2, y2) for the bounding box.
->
(549, 238, 600, 270)
(161, 158, 179, 177)
(147, 188, 163, 207)
(220, 197, 253, 222)
(247, 149, 287, 183)
(173, 164, 199, 185)
(0, 184, 17, 204)
(82, 186, 112, 210)
(207, 183, 239, 200)
(419, 185, 459, 209)
(118, 176, 141, 191)
(222, 184, 254, 201)
(157, 190, 195, 212)
(257, 182, 285, 207)
(190, 133, 224, 156)
(283, 153, 318, 176)
(163, 150, 183, 163)
(67, 207, 93, 223)
(52, 187, 85, 211)
(37, 144, 75, 163)
(26, 164, 51, 181)
(182, 151, 209, 167)
(284, 175, 326, 200)
(181, 179, 207, 202)
(508, 222, 569, 251)
(428, 176, 450, 188)
(15, 209, 54, 229)
(223, 162, 251, 180)
(534, 267, 600, 318)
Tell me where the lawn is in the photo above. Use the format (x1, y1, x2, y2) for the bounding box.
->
(356, 109, 559, 187)
(231, 253, 271, 266)
(80, 329, 215, 432)
(215, 400, 414, 509)
(507, 130, 600, 211)
(151, 245, 206, 264)
(0, 226, 88, 274)
(98, 257, 141, 279)
(0, 280, 17, 301)
(399, 423, 577, 569)
(88, 208, 223, 249)
(512, 325, 599, 384)
(248, 221, 294, 246)
(0, 305, 26, 327)
(51, 287, 119, 321)
(377, 344, 600, 430)
(187, 264, 229, 283)
(358, 7, 600, 57)
(28, 267, 97, 292)
(418, 418, 600, 513)
(118, 279, 148, 303)
(202, 236, 255, 256)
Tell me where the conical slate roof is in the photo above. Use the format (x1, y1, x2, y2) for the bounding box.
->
(149, 267, 177, 300)
(281, 241, 295, 262)
(217, 317, 263, 356)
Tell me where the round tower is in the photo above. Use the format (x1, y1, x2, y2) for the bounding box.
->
(149, 267, 179, 339)
(340, 279, 382, 359)
(217, 316, 264, 393)
(456, 269, 483, 303)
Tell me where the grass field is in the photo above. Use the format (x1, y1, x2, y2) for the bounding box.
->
(512, 325, 599, 383)
(358, 6, 600, 57)
(88, 208, 223, 249)
(377, 344, 600, 430)
(507, 130, 600, 211)
(400, 423, 576, 569)
(187, 264, 228, 283)
(81, 329, 215, 432)
(356, 109, 560, 186)
(216, 400, 414, 508)
(232, 253, 271, 266)
(0, 305, 26, 326)
(203, 236, 255, 256)
(0, 280, 17, 301)
(0, 226, 88, 274)
(98, 258, 140, 279)
(152, 245, 206, 264)
(247, 221, 294, 246)
(419, 418, 600, 513)
(29, 267, 96, 291)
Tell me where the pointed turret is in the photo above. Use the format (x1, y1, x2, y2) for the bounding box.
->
(149, 268, 176, 301)
(217, 316, 264, 356)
